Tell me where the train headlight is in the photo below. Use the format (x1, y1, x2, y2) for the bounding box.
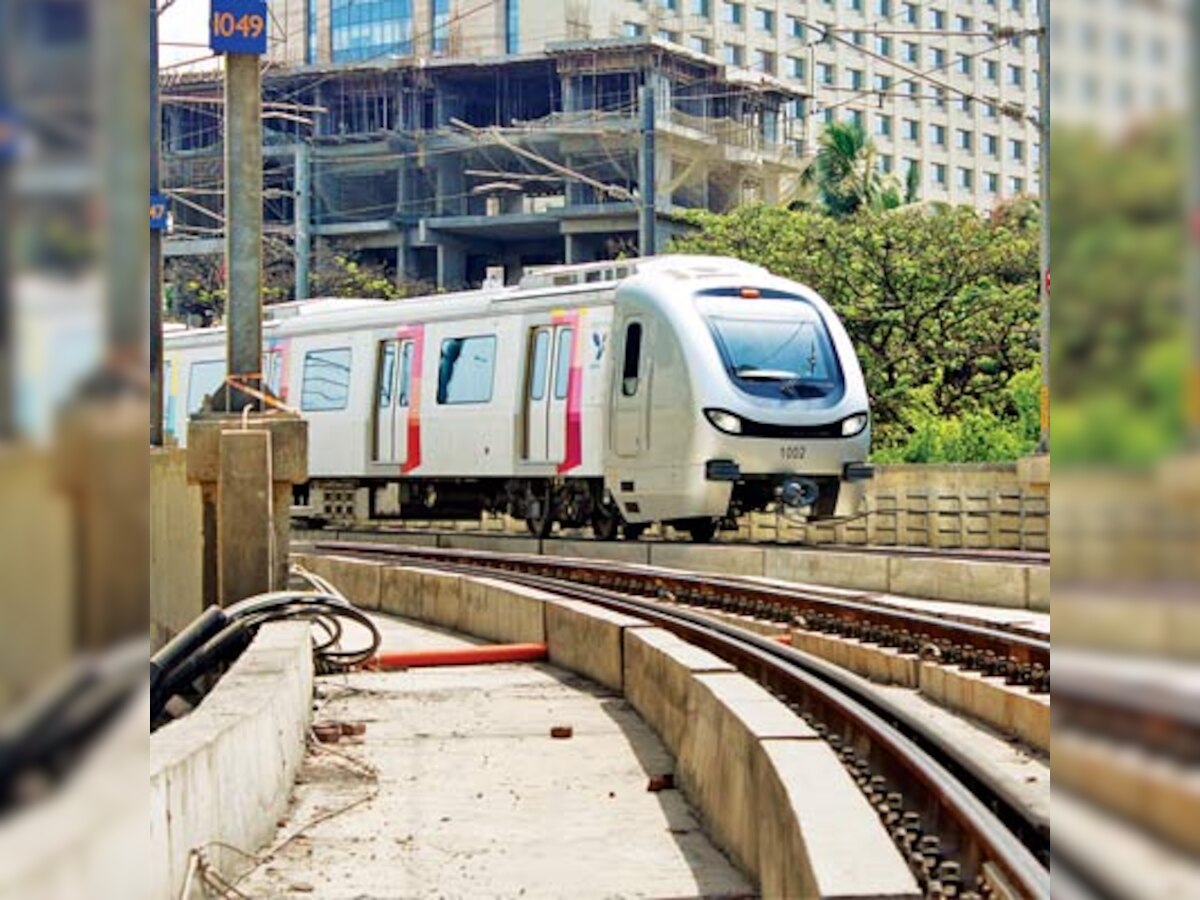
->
(705, 409, 743, 435)
(841, 413, 869, 437)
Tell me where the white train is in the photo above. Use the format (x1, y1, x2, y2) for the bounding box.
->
(164, 255, 873, 541)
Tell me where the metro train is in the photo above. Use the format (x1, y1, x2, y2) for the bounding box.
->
(164, 255, 873, 542)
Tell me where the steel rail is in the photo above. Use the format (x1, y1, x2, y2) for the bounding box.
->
(315, 541, 1052, 899)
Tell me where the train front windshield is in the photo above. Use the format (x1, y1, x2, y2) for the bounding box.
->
(698, 292, 844, 401)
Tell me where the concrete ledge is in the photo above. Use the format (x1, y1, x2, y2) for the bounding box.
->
(919, 663, 1050, 753)
(1027, 566, 1050, 613)
(765, 548, 891, 593)
(757, 739, 921, 899)
(651, 544, 766, 577)
(623, 628, 737, 756)
(461, 577, 553, 644)
(889, 557, 1028, 609)
(551, 539, 651, 565)
(311, 555, 386, 611)
(791, 630, 920, 688)
(544, 599, 650, 692)
(440, 533, 541, 554)
(151, 622, 313, 900)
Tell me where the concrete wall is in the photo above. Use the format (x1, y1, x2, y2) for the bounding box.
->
(151, 448, 205, 649)
(150, 622, 314, 900)
(298, 553, 920, 898)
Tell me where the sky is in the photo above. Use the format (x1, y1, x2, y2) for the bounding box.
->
(159, 1, 221, 70)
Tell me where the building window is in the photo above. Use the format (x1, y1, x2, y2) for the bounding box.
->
(301, 348, 353, 412)
(505, 0, 519, 53)
(723, 42, 744, 65)
(1009, 176, 1025, 194)
(692, 0, 712, 15)
(847, 68, 865, 89)
(847, 0, 863, 11)
(902, 41, 918, 63)
(955, 128, 973, 150)
(932, 87, 946, 108)
(624, 21, 645, 36)
(984, 59, 998, 81)
(903, 157, 918, 176)
(787, 16, 805, 37)
(876, 0, 891, 15)
(874, 74, 892, 92)
(689, 35, 712, 54)
(875, 35, 892, 56)
(753, 7, 774, 31)
(1008, 64, 1023, 86)
(431, 0, 450, 54)
(928, 47, 945, 68)
(902, 118, 918, 140)
(657, 29, 681, 42)
(902, 2, 918, 24)
(723, 1, 743, 24)
(659, 0, 679, 9)
(986, 172, 999, 193)
(876, 114, 892, 137)
(928, 8, 945, 29)
(929, 123, 946, 145)
(845, 109, 864, 128)
(851, 29, 866, 45)
(878, 154, 894, 172)
(1009, 0, 1022, 11)
(957, 53, 972, 75)
(956, 167, 974, 189)
(787, 56, 806, 79)
(984, 133, 998, 156)
(823, 107, 835, 123)
(931, 162, 947, 185)
(983, 101, 998, 118)
(330, 0, 414, 62)
(816, 62, 835, 84)
(1009, 138, 1025, 161)
(955, 14, 972, 31)
(437, 336, 497, 405)
(905, 79, 920, 99)
(306, 0, 318, 63)
(754, 49, 776, 72)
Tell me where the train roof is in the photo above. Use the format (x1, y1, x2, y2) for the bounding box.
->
(164, 255, 772, 345)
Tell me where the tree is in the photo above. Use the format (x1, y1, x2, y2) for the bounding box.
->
(670, 202, 1041, 456)
(800, 121, 905, 217)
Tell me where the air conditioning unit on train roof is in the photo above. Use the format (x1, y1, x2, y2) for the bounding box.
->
(516, 255, 768, 290)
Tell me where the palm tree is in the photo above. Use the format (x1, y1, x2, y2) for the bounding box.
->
(802, 121, 905, 217)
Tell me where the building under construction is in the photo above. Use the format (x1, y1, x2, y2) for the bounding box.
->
(161, 37, 807, 292)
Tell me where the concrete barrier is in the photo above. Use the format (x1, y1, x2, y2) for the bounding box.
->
(150, 622, 313, 900)
(764, 548, 891, 593)
(652, 543, 766, 577)
(544, 599, 650, 692)
(151, 448, 204, 649)
(460, 577, 552, 644)
(889, 557, 1028, 609)
(551, 539, 651, 565)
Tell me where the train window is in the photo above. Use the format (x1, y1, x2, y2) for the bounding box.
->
(437, 335, 496, 405)
(398, 342, 413, 407)
(187, 359, 224, 413)
(377, 342, 397, 408)
(553, 328, 573, 400)
(621, 322, 643, 397)
(529, 331, 550, 401)
(301, 347, 353, 412)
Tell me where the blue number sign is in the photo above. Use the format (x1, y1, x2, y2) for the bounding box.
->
(150, 193, 170, 232)
(209, 0, 269, 55)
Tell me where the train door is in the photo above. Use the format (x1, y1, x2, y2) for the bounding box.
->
(524, 324, 573, 462)
(374, 339, 414, 465)
(612, 319, 648, 457)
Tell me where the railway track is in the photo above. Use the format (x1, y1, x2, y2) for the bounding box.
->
(313, 540, 1052, 900)
(302, 525, 1048, 567)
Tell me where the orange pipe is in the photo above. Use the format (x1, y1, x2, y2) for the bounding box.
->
(367, 642, 548, 670)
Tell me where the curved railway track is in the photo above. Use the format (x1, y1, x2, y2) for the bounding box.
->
(314, 540, 1052, 900)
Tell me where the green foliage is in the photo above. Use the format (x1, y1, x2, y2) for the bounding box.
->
(671, 201, 1041, 460)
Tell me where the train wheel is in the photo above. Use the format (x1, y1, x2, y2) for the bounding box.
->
(622, 523, 648, 541)
(684, 518, 718, 543)
(525, 484, 554, 538)
(592, 504, 622, 542)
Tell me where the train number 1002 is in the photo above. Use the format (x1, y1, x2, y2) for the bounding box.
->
(780, 445, 807, 461)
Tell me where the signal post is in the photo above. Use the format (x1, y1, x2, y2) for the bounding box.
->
(187, 0, 309, 607)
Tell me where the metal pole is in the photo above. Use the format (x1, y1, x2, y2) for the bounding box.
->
(295, 142, 311, 302)
(150, 0, 164, 445)
(1190, 0, 1200, 447)
(224, 53, 264, 408)
(639, 80, 657, 257)
(1037, 0, 1050, 452)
